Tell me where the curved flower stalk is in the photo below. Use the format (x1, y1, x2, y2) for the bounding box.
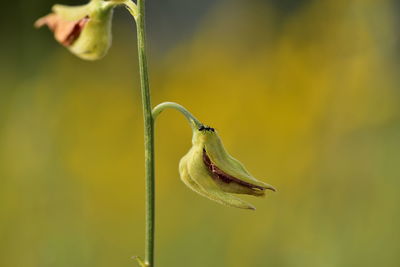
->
(180, 124, 276, 210)
(35, 0, 136, 60)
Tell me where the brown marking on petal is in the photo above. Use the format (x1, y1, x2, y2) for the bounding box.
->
(35, 13, 89, 46)
(203, 149, 270, 192)
(63, 16, 89, 46)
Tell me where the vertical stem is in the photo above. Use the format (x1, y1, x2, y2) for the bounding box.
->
(136, 0, 155, 266)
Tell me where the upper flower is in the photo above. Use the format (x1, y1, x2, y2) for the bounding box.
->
(35, 0, 119, 60)
(179, 125, 276, 210)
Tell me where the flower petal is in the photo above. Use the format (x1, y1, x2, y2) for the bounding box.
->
(183, 147, 256, 210)
(35, 13, 89, 46)
(203, 149, 266, 196)
(179, 154, 215, 200)
(52, 3, 92, 21)
(202, 130, 276, 192)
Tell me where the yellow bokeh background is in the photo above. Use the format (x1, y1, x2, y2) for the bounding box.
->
(1, 0, 399, 266)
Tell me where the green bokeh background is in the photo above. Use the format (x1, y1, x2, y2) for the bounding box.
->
(1, 0, 400, 266)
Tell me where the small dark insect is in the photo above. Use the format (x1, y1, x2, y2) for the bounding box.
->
(199, 125, 215, 132)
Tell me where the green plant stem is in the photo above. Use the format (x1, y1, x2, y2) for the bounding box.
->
(135, 0, 155, 266)
(152, 102, 203, 129)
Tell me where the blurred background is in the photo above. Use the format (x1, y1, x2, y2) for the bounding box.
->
(1, 0, 400, 266)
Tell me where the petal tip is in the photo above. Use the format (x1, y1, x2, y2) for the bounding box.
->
(267, 186, 277, 192)
(34, 16, 48, 28)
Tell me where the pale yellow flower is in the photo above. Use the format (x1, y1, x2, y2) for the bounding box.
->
(35, 0, 118, 60)
(179, 126, 275, 210)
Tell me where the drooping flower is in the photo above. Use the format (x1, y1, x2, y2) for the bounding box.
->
(35, 0, 121, 60)
(179, 125, 276, 210)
